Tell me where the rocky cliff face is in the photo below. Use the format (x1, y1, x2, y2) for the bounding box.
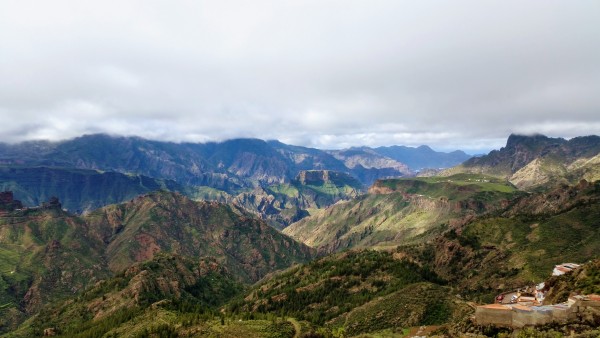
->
(0, 134, 413, 191)
(0, 191, 22, 211)
(0, 166, 188, 213)
(85, 191, 314, 282)
(443, 134, 600, 190)
(0, 165, 363, 227)
(230, 170, 362, 227)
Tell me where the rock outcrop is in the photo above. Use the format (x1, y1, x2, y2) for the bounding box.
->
(0, 191, 23, 211)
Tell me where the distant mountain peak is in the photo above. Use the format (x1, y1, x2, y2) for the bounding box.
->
(505, 133, 563, 149)
(372, 144, 471, 170)
(443, 133, 600, 188)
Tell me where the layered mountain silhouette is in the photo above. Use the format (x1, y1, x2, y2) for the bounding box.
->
(0, 134, 472, 226)
(1, 133, 600, 337)
(0, 134, 404, 190)
(0, 134, 470, 189)
(373, 144, 471, 170)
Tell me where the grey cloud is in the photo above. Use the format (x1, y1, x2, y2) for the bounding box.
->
(0, 0, 599, 153)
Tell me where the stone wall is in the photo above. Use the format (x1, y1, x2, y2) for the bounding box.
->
(475, 305, 513, 327)
(475, 295, 600, 328)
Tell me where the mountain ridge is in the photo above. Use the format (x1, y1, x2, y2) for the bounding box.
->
(0, 133, 472, 190)
(0, 191, 314, 333)
(373, 144, 472, 170)
(442, 133, 600, 190)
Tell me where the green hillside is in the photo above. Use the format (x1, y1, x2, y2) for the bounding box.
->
(7, 254, 243, 338)
(0, 192, 314, 335)
(399, 180, 600, 301)
(228, 249, 469, 336)
(85, 191, 314, 282)
(284, 174, 518, 253)
(0, 206, 109, 329)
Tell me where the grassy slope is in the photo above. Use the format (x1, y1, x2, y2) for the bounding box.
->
(509, 153, 600, 191)
(375, 174, 517, 196)
(464, 204, 600, 282)
(283, 193, 439, 251)
(328, 282, 472, 336)
(284, 174, 517, 253)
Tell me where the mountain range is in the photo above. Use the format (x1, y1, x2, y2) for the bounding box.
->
(1, 132, 600, 337)
(0, 133, 469, 191)
(0, 134, 471, 227)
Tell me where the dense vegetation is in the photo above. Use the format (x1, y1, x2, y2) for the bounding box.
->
(227, 250, 469, 335)
(9, 254, 243, 338)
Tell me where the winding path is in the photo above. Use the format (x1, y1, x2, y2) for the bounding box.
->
(286, 317, 302, 338)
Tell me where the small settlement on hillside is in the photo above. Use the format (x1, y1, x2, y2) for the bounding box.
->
(475, 263, 599, 328)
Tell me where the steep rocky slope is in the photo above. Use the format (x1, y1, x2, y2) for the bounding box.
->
(443, 134, 600, 190)
(85, 191, 314, 282)
(284, 174, 517, 253)
(0, 165, 359, 228)
(233, 170, 362, 228)
(510, 153, 600, 190)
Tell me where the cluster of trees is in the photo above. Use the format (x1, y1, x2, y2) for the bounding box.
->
(229, 250, 447, 325)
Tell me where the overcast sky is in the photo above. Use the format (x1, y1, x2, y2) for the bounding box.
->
(1, 1, 599, 153)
